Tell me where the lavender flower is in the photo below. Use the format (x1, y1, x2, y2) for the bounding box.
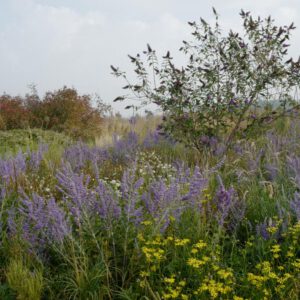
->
(56, 163, 93, 225)
(0, 145, 49, 186)
(256, 221, 270, 240)
(214, 185, 235, 227)
(181, 166, 207, 210)
(233, 143, 243, 155)
(0, 151, 26, 185)
(121, 166, 144, 225)
(247, 148, 264, 173)
(57, 162, 121, 225)
(16, 192, 70, 250)
(111, 131, 139, 163)
(212, 175, 245, 230)
(142, 130, 161, 148)
(95, 180, 121, 219)
(27, 144, 48, 171)
(142, 178, 181, 230)
(142, 165, 207, 231)
(63, 142, 109, 173)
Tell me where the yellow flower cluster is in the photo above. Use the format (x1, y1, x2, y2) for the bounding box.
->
(292, 258, 300, 269)
(187, 257, 209, 268)
(217, 268, 234, 280)
(136, 223, 300, 299)
(266, 218, 282, 235)
(270, 244, 281, 259)
(247, 273, 267, 288)
(141, 246, 165, 263)
(191, 240, 207, 254)
(162, 276, 187, 299)
(141, 220, 152, 226)
(196, 278, 233, 299)
(247, 260, 292, 294)
(288, 221, 300, 245)
(174, 238, 190, 246)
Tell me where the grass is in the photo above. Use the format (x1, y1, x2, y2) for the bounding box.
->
(0, 128, 71, 155)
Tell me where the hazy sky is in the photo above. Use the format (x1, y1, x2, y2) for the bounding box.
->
(0, 0, 299, 115)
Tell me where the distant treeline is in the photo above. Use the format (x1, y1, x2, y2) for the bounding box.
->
(0, 87, 110, 140)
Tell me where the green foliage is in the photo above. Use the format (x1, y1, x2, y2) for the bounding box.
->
(112, 9, 300, 151)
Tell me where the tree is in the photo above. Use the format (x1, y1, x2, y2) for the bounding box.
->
(0, 94, 31, 130)
(111, 9, 300, 152)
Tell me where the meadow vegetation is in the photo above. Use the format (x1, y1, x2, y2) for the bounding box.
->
(1, 8, 300, 300)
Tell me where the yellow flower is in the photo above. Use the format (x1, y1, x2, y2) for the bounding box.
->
(137, 233, 145, 242)
(292, 259, 300, 269)
(191, 248, 198, 254)
(193, 240, 207, 250)
(286, 246, 295, 258)
(169, 216, 176, 222)
(140, 271, 149, 277)
(267, 226, 277, 234)
(212, 264, 220, 271)
(246, 241, 253, 247)
(150, 265, 157, 272)
(164, 276, 175, 284)
(271, 244, 280, 252)
(175, 238, 190, 246)
(179, 280, 186, 287)
(199, 279, 232, 298)
(142, 246, 164, 262)
(247, 273, 267, 287)
(217, 268, 233, 280)
(270, 244, 281, 258)
(141, 220, 152, 226)
(153, 250, 165, 260)
(277, 273, 292, 286)
(202, 256, 210, 262)
(187, 257, 207, 268)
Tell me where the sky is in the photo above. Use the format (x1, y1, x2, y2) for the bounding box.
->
(0, 0, 300, 115)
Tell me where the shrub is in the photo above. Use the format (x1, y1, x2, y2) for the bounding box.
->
(0, 87, 110, 140)
(112, 9, 300, 152)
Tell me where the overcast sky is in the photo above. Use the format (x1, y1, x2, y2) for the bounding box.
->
(0, 0, 299, 115)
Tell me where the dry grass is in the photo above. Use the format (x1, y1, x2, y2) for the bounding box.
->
(95, 115, 161, 146)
